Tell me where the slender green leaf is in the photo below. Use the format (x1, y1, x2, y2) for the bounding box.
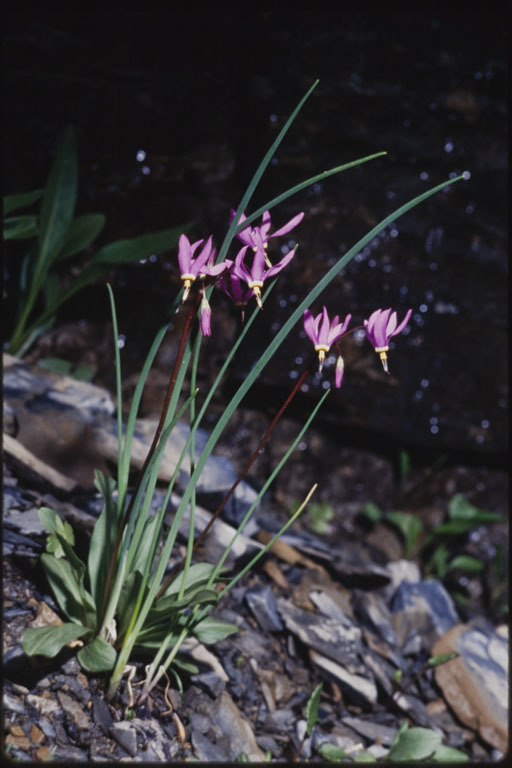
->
(445, 554, 484, 573)
(23, 623, 90, 658)
(386, 511, 423, 557)
(161, 563, 219, 598)
(426, 652, 458, 667)
(150, 588, 219, 616)
(448, 493, 502, 524)
(4, 215, 38, 240)
(116, 570, 145, 640)
(353, 753, 377, 762)
(318, 742, 349, 762)
(92, 227, 183, 265)
(429, 744, 469, 761)
(432, 520, 481, 536)
(88, 471, 118, 610)
(306, 682, 323, 736)
(360, 502, 383, 524)
(4, 189, 43, 215)
(37, 357, 73, 377)
(38, 124, 77, 271)
(192, 617, 239, 644)
(218, 80, 320, 263)
(77, 636, 116, 672)
(56, 213, 106, 260)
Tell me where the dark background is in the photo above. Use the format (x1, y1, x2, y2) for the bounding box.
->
(3, 9, 508, 494)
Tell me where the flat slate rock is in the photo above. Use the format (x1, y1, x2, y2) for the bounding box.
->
(432, 620, 508, 753)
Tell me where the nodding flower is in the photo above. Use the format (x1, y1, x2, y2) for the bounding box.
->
(177, 234, 227, 302)
(233, 243, 296, 309)
(364, 307, 413, 373)
(217, 263, 255, 322)
(231, 209, 304, 266)
(304, 306, 351, 372)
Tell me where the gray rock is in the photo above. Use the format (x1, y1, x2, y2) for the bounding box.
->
(190, 670, 226, 698)
(277, 598, 366, 675)
(342, 716, 398, 746)
(3, 692, 25, 713)
(109, 721, 138, 757)
(432, 619, 508, 753)
(245, 586, 284, 632)
(191, 729, 230, 762)
(391, 579, 459, 653)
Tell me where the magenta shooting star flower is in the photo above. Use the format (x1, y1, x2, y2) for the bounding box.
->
(177, 233, 226, 302)
(304, 305, 352, 386)
(231, 209, 304, 267)
(217, 263, 255, 321)
(364, 307, 413, 373)
(234, 244, 296, 309)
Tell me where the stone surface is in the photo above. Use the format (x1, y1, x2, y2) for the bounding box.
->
(391, 579, 459, 654)
(432, 620, 508, 752)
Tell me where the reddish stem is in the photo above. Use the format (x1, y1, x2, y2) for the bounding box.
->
(98, 292, 201, 632)
(155, 359, 313, 600)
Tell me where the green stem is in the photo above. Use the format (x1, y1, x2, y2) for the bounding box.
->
(97, 292, 201, 634)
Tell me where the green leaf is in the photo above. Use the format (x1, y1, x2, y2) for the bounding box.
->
(318, 742, 348, 762)
(161, 563, 219, 598)
(40, 553, 95, 627)
(56, 213, 106, 260)
(448, 494, 502, 525)
(426, 652, 459, 667)
(39, 506, 75, 559)
(37, 357, 73, 376)
(38, 124, 78, 271)
(116, 570, 145, 640)
(360, 502, 383, 524)
(92, 227, 183, 265)
(445, 554, 484, 573)
(151, 588, 219, 616)
(353, 753, 377, 762)
(386, 724, 442, 761)
(306, 682, 323, 737)
(308, 502, 334, 534)
(77, 635, 117, 672)
(386, 511, 423, 557)
(431, 520, 478, 536)
(4, 189, 43, 215)
(4, 214, 39, 240)
(23, 622, 90, 658)
(87, 469, 117, 610)
(192, 617, 239, 644)
(429, 744, 469, 761)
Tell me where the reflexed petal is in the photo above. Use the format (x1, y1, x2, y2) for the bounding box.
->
(265, 248, 296, 278)
(270, 211, 305, 239)
(303, 309, 318, 344)
(392, 308, 413, 336)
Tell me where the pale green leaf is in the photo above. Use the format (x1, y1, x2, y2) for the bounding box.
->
(22, 622, 90, 658)
(4, 215, 38, 240)
(4, 189, 43, 215)
(92, 227, 183, 265)
(192, 617, 239, 644)
(306, 682, 323, 736)
(77, 635, 116, 672)
(56, 213, 106, 260)
(386, 725, 441, 761)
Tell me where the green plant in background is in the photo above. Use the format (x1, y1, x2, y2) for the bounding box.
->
(360, 492, 504, 608)
(4, 124, 186, 357)
(21, 80, 464, 704)
(290, 499, 334, 534)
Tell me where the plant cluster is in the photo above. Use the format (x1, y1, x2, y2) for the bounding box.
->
(4, 125, 186, 357)
(20, 81, 464, 705)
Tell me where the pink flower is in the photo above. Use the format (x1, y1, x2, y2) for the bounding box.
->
(364, 307, 412, 373)
(177, 234, 226, 301)
(234, 244, 296, 309)
(304, 306, 351, 372)
(200, 293, 212, 337)
(231, 209, 304, 253)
